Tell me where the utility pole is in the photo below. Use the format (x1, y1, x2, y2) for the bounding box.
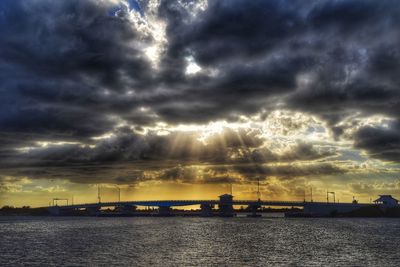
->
(230, 183, 233, 196)
(115, 185, 121, 202)
(98, 185, 101, 203)
(257, 178, 261, 201)
(310, 187, 313, 202)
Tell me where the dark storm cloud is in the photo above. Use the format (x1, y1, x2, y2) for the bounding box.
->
(154, 0, 315, 122)
(280, 142, 336, 161)
(286, 0, 400, 126)
(0, 127, 336, 184)
(0, 0, 154, 145)
(159, 0, 307, 65)
(150, 161, 344, 185)
(244, 142, 336, 164)
(0, 165, 149, 185)
(354, 122, 400, 162)
(3, 128, 332, 167)
(155, 0, 400, 132)
(232, 163, 345, 180)
(1, 0, 400, 185)
(159, 165, 240, 184)
(2, 0, 399, 130)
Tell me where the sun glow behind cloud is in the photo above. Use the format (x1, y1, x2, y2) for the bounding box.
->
(1, 0, 400, 207)
(5, 109, 398, 206)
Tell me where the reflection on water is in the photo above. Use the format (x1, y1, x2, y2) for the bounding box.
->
(1, 216, 400, 266)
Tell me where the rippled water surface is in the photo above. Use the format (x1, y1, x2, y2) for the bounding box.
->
(1, 216, 400, 266)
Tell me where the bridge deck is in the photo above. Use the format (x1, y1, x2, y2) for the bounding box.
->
(50, 200, 371, 209)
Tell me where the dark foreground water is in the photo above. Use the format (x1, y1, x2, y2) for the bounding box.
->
(1, 216, 400, 266)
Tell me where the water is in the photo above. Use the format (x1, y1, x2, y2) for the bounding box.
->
(1, 216, 400, 266)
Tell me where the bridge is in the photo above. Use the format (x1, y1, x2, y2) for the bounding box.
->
(47, 194, 373, 217)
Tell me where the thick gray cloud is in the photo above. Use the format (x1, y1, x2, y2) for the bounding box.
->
(158, 0, 400, 123)
(1, 128, 329, 166)
(0, 0, 154, 143)
(1, 0, 400, 185)
(231, 163, 345, 180)
(354, 122, 400, 162)
(0, 127, 335, 184)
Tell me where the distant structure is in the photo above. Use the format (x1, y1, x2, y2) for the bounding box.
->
(219, 194, 235, 217)
(46, 193, 400, 217)
(373, 195, 399, 208)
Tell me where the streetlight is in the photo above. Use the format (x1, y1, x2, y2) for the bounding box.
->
(115, 185, 121, 202)
(97, 184, 101, 203)
(327, 191, 336, 203)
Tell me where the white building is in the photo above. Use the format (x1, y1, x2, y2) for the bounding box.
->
(373, 195, 399, 208)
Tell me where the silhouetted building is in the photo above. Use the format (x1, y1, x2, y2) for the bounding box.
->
(373, 195, 399, 208)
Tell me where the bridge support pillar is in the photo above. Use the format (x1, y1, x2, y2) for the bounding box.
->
(86, 207, 100, 216)
(219, 194, 235, 217)
(200, 204, 214, 217)
(48, 206, 61, 216)
(247, 204, 262, 217)
(158, 206, 173, 216)
(48, 207, 77, 216)
(120, 205, 137, 215)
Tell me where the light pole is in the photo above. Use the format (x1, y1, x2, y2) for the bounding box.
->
(97, 184, 101, 203)
(115, 185, 121, 202)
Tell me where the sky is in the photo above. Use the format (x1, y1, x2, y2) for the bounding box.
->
(1, 0, 400, 207)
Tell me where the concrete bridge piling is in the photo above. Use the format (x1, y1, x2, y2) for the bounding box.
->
(200, 204, 213, 217)
(247, 203, 262, 217)
(157, 206, 173, 216)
